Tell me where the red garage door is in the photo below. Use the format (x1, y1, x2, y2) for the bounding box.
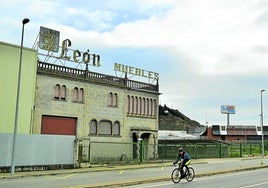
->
(41, 116, 77, 135)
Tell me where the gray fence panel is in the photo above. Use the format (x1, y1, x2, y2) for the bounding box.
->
(0, 133, 75, 167)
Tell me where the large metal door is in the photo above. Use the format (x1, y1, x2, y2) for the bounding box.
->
(41, 116, 76, 135)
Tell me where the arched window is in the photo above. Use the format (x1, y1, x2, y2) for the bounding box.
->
(89, 120, 97, 135)
(54, 84, 60, 99)
(130, 96, 134, 114)
(146, 98, 150, 115)
(127, 95, 130, 114)
(113, 121, 120, 135)
(78, 88, 84, 103)
(108, 92, 118, 107)
(149, 99, 152, 115)
(137, 97, 141, 115)
(73, 87, 78, 102)
(99, 120, 112, 135)
(134, 96, 137, 114)
(141, 97, 145, 115)
(152, 99, 156, 116)
(108, 92, 113, 106)
(60, 85, 66, 100)
(112, 93, 117, 107)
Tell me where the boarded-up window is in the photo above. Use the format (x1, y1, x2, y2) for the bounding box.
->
(108, 92, 117, 107)
(127, 95, 130, 113)
(113, 121, 120, 135)
(89, 120, 97, 134)
(152, 99, 156, 116)
(98, 120, 112, 135)
(54, 84, 60, 99)
(130, 96, 134, 114)
(146, 98, 149, 115)
(137, 97, 141, 115)
(112, 93, 117, 107)
(108, 92, 113, 106)
(149, 99, 152, 115)
(73, 87, 78, 102)
(126, 95, 157, 117)
(133, 96, 137, 114)
(60, 85, 66, 100)
(78, 88, 84, 103)
(141, 98, 145, 115)
(73, 87, 84, 103)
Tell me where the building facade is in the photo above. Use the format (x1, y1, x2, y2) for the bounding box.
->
(1, 37, 160, 165)
(32, 61, 160, 163)
(0, 41, 37, 133)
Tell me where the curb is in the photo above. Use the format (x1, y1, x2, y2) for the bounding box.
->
(0, 161, 204, 180)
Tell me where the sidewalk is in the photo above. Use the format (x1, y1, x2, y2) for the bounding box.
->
(3, 161, 176, 179)
(1, 157, 268, 187)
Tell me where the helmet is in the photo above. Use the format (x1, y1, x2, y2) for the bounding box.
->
(178, 147, 183, 152)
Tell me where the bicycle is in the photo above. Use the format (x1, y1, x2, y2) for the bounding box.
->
(171, 162, 195, 183)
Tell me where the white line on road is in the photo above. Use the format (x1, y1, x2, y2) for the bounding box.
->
(240, 181, 268, 188)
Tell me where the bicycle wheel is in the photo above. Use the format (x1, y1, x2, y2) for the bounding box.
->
(171, 168, 182, 183)
(186, 167, 195, 182)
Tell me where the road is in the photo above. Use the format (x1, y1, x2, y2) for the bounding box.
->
(125, 168, 268, 188)
(0, 157, 267, 188)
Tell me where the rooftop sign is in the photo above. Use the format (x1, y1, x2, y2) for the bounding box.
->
(38, 26, 100, 68)
(114, 63, 159, 80)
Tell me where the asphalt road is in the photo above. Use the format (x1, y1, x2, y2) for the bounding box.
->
(125, 168, 268, 188)
(0, 157, 268, 188)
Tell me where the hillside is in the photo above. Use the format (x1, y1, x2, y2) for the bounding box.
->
(159, 105, 202, 132)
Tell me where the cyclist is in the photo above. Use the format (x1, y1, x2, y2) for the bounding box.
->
(173, 147, 191, 178)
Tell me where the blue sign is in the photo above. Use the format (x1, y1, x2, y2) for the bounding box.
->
(221, 105, 235, 114)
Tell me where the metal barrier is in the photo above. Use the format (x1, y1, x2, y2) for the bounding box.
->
(77, 140, 266, 164)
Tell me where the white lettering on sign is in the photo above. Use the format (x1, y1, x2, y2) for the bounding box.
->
(114, 63, 159, 80)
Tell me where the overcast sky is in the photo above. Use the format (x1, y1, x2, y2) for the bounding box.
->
(1, 0, 268, 126)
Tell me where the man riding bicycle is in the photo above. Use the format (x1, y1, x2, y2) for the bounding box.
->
(173, 147, 191, 178)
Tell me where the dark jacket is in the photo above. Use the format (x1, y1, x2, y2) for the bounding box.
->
(174, 151, 191, 164)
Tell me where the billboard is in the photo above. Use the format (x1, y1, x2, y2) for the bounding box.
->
(221, 105, 235, 114)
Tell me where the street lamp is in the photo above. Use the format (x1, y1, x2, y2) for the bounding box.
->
(260, 89, 265, 158)
(10, 18, 30, 175)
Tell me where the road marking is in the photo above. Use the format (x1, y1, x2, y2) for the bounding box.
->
(135, 182, 171, 187)
(240, 181, 268, 188)
(61, 174, 75, 179)
(49, 174, 75, 179)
